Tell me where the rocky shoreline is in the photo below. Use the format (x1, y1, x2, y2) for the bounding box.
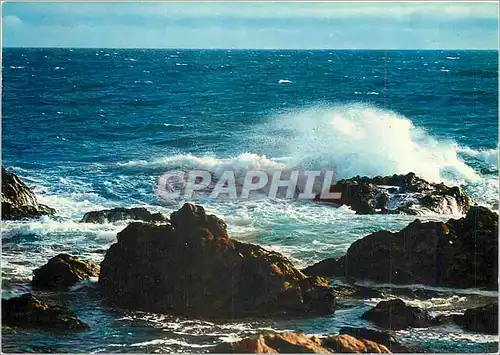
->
(314, 172, 471, 215)
(303, 206, 498, 290)
(1, 169, 498, 352)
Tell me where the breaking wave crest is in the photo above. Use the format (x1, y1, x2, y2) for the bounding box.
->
(116, 104, 497, 207)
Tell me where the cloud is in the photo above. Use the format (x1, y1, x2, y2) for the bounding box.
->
(3, 2, 498, 24)
(1, 2, 498, 49)
(3, 15, 23, 27)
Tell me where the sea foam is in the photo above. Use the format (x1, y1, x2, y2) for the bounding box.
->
(114, 104, 496, 208)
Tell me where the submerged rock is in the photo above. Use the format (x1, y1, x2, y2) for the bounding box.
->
(455, 303, 498, 334)
(362, 299, 432, 330)
(2, 293, 89, 332)
(212, 332, 390, 353)
(1, 168, 55, 220)
(99, 203, 336, 318)
(32, 254, 99, 291)
(80, 207, 167, 223)
(314, 172, 470, 215)
(304, 206, 498, 290)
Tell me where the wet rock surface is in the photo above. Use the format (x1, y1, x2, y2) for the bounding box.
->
(1, 168, 55, 220)
(330, 284, 385, 300)
(314, 172, 471, 215)
(304, 206, 498, 290)
(2, 293, 89, 332)
(455, 303, 498, 334)
(80, 207, 167, 223)
(32, 254, 99, 291)
(212, 332, 391, 353)
(339, 327, 414, 353)
(362, 299, 433, 330)
(99, 203, 336, 318)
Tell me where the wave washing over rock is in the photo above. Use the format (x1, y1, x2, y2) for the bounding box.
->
(2, 48, 498, 353)
(2, 176, 498, 352)
(1, 168, 55, 220)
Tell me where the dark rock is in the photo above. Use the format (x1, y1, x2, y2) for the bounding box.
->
(362, 299, 433, 330)
(2, 293, 89, 332)
(32, 254, 99, 291)
(314, 172, 470, 215)
(349, 286, 384, 299)
(330, 179, 377, 214)
(212, 332, 390, 353)
(340, 327, 396, 346)
(376, 192, 390, 211)
(305, 206, 498, 290)
(302, 257, 345, 278)
(299, 276, 337, 314)
(383, 287, 443, 300)
(99, 203, 336, 318)
(330, 285, 385, 300)
(339, 327, 413, 352)
(1, 168, 55, 220)
(432, 313, 463, 326)
(322, 334, 391, 353)
(456, 303, 498, 334)
(80, 207, 167, 223)
(170, 203, 227, 238)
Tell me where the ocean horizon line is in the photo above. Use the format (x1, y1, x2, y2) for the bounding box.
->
(3, 46, 498, 51)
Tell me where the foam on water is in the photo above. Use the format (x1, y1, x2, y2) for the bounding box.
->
(4, 104, 486, 279)
(134, 105, 493, 192)
(457, 146, 498, 169)
(118, 152, 287, 172)
(115, 104, 497, 208)
(2, 48, 497, 354)
(3, 104, 494, 281)
(255, 104, 482, 184)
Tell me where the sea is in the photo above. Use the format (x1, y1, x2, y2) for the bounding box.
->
(1, 48, 498, 353)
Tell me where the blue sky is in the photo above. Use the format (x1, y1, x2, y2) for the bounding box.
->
(2, 2, 499, 49)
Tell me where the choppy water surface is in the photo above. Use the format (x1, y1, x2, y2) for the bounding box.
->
(2, 49, 498, 352)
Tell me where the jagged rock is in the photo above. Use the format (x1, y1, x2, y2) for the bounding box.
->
(80, 207, 167, 223)
(339, 327, 395, 347)
(314, 172, 470, 215)
(330, 285, 385, 300)
(339, 327, 414, 353)
(362, 299, 432, 330)
(99, 203, 336, 318)
(381, 287, 443, 300)
(212, 332, 390, 353)
(303, 257, 344, 278)
(303, 206, 498, 290)
(323, 334, 391, 353)
(212, 332, 327, 353)
(1, 168, 55, 220)
(32, 254, 99, 291)
(2, 293, 89, 332)
(455, 303, 498, 334)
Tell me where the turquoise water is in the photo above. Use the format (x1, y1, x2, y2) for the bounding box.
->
(1, 48, 498, 352)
